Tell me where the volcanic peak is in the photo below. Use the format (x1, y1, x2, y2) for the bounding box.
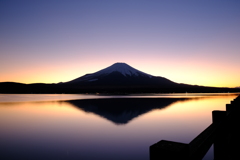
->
(95, 62, 152, 77)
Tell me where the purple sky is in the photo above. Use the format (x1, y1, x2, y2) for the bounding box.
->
(1, 0, 240, 87)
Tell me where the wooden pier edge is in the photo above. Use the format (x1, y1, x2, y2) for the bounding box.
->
(150, 95, 240, 160)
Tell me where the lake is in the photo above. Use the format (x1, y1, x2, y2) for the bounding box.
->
(0, 93, 239, 160)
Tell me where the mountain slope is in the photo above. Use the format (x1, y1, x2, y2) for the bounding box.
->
(68, 63, 152, 82)
(66, 62, 176, 87)
(1, 62, 239, 93)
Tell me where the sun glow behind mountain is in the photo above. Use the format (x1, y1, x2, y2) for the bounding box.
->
(0, 1, 240, 88)
(1, 60, 239, 88)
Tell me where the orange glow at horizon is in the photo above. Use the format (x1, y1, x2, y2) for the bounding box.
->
(1, 1, 240, 88)
(0, 57, 239, 88)
(0, 44, 239, 88)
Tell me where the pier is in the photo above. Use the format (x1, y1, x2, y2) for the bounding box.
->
(150, 95, 240, 160)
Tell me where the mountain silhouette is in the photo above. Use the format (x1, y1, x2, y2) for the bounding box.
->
(66, 98, 189, 125)
(66, 62, 176, 87)
(0, 62, 239, 93)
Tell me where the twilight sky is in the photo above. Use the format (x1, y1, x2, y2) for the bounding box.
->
(0, 0, 240, 87)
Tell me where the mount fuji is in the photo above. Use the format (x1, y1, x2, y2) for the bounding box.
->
(66, 62, 177, 87)
(1, 62, 239, 93)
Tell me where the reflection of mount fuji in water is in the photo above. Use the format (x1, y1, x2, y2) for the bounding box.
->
(67, 98, 189, 125)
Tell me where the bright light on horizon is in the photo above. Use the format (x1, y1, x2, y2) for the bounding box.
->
(0, 61, 238, 88)
(0, 1, 239, 88)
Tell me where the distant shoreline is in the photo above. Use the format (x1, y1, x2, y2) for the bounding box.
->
(0, 82, 240, 94)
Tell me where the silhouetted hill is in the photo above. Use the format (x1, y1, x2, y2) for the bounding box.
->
(0, 63, 240, 93)
(66, 63, 177, 87)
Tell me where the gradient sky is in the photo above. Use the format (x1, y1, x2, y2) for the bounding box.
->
(1, 0, 240, 87)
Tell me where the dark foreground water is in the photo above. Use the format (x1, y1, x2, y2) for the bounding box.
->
(0, 93, 238, 160)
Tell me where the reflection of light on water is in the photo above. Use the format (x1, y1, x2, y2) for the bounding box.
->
(0, 93, 238, 160)
(1, 93, 239, 103)
(202, 145, 214, 160)
(0, 94, 111, 103)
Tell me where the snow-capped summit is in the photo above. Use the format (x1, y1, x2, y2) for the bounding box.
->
(67, 62, 176, 87)
(92, 62, 152, 77)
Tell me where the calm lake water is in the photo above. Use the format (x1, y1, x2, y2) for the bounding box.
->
(0, 93, 239, 160)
